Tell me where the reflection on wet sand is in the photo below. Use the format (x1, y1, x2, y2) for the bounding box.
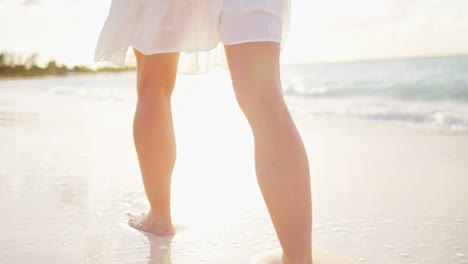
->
(147, 233, 173, 264)
(0, 111, 39, 126)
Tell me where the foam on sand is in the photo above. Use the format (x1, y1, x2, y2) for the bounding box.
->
(251, 249, 358, 264)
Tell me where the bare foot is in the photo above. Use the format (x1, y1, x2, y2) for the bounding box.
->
(282, 253, 313, 264)
(128, 212, 175, 236)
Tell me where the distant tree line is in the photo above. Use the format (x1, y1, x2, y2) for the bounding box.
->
(0, 52, 135, 78)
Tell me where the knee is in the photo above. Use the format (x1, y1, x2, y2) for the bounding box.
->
(137, 75, 175, 100)
(231, 77, 285, 116)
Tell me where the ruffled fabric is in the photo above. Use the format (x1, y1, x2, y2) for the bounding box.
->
(94, 0, 291, 74)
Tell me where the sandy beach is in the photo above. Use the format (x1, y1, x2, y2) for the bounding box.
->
(0, 71, 467, 264)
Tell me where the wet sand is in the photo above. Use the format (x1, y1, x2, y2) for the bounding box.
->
(0, 73, 467, 263)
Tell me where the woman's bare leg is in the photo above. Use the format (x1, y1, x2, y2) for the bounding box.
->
(224, 42, 312, 264)
(128, 49, 180, 236)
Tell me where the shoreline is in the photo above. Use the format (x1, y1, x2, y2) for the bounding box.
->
(0, 67, 136, 80)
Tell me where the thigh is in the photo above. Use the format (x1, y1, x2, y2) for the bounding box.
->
(133, 49, 180, 97)
(224, 42, 283, 101)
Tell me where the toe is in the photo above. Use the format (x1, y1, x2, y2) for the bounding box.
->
(128, 218, 140, 229)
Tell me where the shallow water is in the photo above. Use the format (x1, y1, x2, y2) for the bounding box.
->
(0, 71, 467, 263)
(282, 56, 468, 132)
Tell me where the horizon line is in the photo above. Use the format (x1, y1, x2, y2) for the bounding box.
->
(283, 53, 468, 66)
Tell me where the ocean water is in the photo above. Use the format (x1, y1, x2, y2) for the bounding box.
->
(281, 55, 468, 132)
(2, 55, 467, 133)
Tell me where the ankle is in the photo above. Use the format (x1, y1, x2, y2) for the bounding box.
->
(148, 209, 173, 224)
(149, 207, 171, 218)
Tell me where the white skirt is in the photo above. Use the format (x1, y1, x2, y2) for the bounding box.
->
(94, 0, 291, 73)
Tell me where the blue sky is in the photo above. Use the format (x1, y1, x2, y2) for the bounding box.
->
(1, 0, 468, 65)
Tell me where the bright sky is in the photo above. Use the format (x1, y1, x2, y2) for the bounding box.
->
(1, 0, 468, 66)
